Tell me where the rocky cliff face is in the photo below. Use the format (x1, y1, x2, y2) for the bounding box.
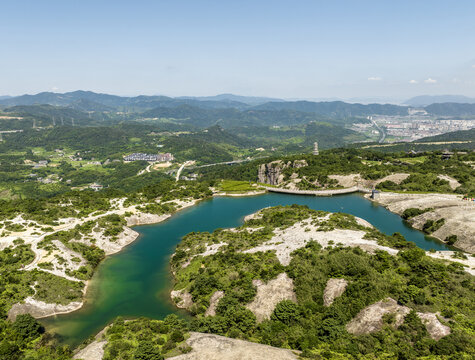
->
(258, 160, 307, 185)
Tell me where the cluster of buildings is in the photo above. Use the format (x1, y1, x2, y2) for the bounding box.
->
(354, 115, 475, 142)
(123, 152, 174, 162)
(382, 118, 475, 141)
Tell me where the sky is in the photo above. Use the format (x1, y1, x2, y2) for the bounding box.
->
(1, 0, 475, 101)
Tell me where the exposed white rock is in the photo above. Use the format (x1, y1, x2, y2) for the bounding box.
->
(73, 340, 107, 360)
(245, 273, 297, 322)
(368, 192, 475, 254)
(205, 291, 225, 317)
(126, 213, 170, 226)
(437, 175, 461, 190)
(171, 289, 193, 309)
(417, 312, 451, 340)
(426, 251, 475, 276)
(243, 219, 398, 266)
(323, 278, 348, 306)
(8, 297, 84, 321)
(170, 332, 299, 360)
(346, 298, 411, 335)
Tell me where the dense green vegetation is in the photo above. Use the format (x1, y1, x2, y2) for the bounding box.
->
(402, 208, 433, 220)
(98, 316, 190, 360)
(0, 93, 473, 359)
(422, 219, 446, 234)
(0, 242, 84, 311)
(198, 148, 475, 196)
(0, 314, 73, 360)
(170, 206, 474, 359)
(0, 243, 81, 360)
(377, 174, 453, 193)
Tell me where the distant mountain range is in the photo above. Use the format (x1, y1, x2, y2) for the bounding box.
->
(424, 103, 475, 117)
(253, 100, 408, 117)
(177, 93, 283, 105)
(0, 91, 250, 111)
(405, 95, 475, 107)
(1, 91, 411, 119)
(2, 91, 475, 127)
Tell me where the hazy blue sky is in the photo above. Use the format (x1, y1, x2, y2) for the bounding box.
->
(1, 0, 475, 100)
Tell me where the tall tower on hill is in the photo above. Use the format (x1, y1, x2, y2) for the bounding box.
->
(313, 142, 319, 155)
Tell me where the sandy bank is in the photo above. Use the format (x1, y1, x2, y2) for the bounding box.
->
(8, 297, 84, 321)
(213, 190, 267, 197)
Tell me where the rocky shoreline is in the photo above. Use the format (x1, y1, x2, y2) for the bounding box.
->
(6, 199, 198, 320)
(7, 189, 474, 320)
(366, 192, 475, 254)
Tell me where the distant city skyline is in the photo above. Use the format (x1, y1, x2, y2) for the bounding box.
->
(1, 0, 474, 99)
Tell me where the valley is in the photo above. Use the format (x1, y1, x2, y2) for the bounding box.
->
(0, 93, 473, 360)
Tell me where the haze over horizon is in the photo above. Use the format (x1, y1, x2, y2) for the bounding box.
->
(2, 0, 475, 100)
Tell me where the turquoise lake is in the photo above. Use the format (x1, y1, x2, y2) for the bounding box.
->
(41, 192, 449, 347)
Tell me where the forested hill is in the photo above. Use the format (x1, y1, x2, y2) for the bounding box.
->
(405, 95, 475, 106)
(417, 128, 475, 143)
(253, 100, 409, 117)
(0, 90, 249, 112)
(141, 105, 347, 127)
(424, 102, 475, 117)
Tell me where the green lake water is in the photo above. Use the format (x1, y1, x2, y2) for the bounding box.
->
(41, 193, 449, 347)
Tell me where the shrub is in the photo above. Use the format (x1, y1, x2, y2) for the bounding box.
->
(271, 300, 301, 325)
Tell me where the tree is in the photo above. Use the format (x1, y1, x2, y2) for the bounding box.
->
(0, 340, 21, 360)
(134, 340, 163, 360)
(12, 314, 44, 341)
(170, 330, 184, 343)
(271, 300, 300, 325)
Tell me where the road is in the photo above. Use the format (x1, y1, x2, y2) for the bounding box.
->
(371, 119, 386, 143)
(176, 161, 194, 181)
(137, 163, 152, 176)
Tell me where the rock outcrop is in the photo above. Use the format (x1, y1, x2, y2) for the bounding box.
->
(346, 298, 410, 335)
(73, 340, 107, 360)
(323, 278, 348, 306)
(417, 312, 451, 340)
(8, 297, 83, 321)
(245, 273, 297, 322)
(170, 332, 299, 360)
(368, 192, 475, 253)
(171, 289, 193, 309)
(257, 160, 307, 185)
(205, 291, 225, 317)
